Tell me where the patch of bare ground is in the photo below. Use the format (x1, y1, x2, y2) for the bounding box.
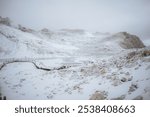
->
(111, 95, 126, 100)
(128, 83, 138, 94)
(89, 91, 107, 100)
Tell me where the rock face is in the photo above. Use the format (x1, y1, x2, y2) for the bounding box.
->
(114, 32, 145, 49)
(18, 24, 34, 33)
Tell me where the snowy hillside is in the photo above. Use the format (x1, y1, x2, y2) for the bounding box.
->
(0, 20, 150, 100)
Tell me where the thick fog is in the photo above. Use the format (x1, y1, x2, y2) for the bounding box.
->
(0, 0, 150, 39)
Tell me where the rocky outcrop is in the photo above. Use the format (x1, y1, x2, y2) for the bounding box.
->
(114, 32, 145, 49)
(18, 24, 34, 33)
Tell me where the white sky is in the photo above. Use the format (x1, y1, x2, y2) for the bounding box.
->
(0, 0, 150, 39)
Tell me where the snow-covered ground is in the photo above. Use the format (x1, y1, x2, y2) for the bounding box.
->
(0, 23, 150, 100)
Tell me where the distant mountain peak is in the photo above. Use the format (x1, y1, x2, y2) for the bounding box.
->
(0, 16, 11, 26)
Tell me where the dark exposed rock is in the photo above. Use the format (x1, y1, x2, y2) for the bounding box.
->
(133, 95, 143, 100)
(111, 95, 126, 100)
(18, 24, 34, 33)
(142, 50, 150, 57)
(121, 77, 127, 82)
(129, 84, 138, 93)
(0, 87, 6, 100)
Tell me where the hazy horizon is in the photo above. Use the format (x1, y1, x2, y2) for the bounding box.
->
(0, 0, 150, 39)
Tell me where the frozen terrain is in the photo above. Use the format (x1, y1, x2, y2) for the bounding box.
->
(0, 20, 150, 100)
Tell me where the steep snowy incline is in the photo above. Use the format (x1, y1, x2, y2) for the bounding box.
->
(0, 24, 78, 59)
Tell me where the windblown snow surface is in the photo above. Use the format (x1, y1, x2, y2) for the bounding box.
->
(0, 24, 150, 100)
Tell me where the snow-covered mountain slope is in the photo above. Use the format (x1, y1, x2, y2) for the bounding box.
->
(0, 24, 78, 58)
(0, 23, 150, 100)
